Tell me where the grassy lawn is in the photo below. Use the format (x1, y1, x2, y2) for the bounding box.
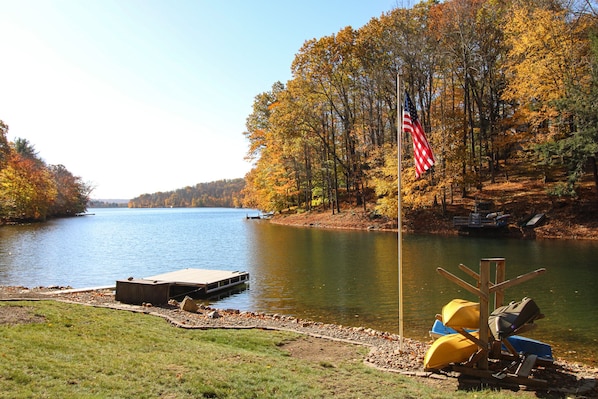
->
(0, 301, 530, 398)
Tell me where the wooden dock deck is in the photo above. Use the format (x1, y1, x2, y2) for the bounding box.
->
(115, 268, 249, 305)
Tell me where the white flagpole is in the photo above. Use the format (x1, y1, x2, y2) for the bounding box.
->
(397, 74, 404, 351)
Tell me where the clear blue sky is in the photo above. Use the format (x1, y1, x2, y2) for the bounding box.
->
(0, 0, 405, 199)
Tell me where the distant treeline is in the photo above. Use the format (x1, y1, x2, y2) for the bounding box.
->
(88, 200, 129, 208)
(128, 178, 245, 208)
(0, 120, 91, 223)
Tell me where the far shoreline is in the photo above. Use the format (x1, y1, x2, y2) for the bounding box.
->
(267, 206, 598, 241)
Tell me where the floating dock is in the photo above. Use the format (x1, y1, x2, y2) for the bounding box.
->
(115, 268, 249, 305)
(452, 201, 510, 233)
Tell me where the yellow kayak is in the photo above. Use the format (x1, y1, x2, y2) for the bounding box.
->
(441, 299, 480, 329)
(424, 331, 479, 370)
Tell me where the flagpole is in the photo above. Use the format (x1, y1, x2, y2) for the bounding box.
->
(397, 73, 404, 351)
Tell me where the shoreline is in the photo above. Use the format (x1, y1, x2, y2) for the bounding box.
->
(268, 206, 598, 240)
(1, 285, 597, 395)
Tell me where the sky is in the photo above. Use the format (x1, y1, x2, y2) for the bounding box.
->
(0, 0, 405, 199)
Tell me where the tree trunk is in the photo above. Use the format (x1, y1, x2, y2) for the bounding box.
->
(592, 156, 598, 198)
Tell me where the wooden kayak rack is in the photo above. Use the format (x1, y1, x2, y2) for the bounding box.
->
(436, 257, 548, 387)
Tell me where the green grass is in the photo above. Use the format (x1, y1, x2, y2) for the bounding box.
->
(0, 301, 531, 398)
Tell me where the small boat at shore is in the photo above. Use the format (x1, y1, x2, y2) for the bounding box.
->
(429, 319, 473, 340)
(503, 335, 553, 360)
(441, 298, 480, 329)
(488, 297, 542, 339)
(429, 319, 553, 361)
(424, 331, 480, 370)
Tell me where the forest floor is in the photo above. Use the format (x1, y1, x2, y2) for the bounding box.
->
(270, 178, 598, 240)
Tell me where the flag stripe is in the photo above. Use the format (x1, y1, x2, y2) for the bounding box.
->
(402, 92, 435, 178)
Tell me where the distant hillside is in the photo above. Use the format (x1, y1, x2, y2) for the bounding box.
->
(89, 199, 130, 208)
(128, 178, 245, 208)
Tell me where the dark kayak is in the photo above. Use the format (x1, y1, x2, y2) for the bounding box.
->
(488, 297, 542, 339)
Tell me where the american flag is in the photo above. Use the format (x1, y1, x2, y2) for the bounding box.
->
(402, 92, 435, 178)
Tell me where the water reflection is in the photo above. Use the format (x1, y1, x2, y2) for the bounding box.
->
(234, 222, 598, 365)
(241, 223, 398, 328)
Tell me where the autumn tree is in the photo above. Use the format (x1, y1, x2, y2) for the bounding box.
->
(267, 81, 319, 211)
(0, 129, 92, 222)
(291, 33, 343, 212)
(13, 138, 42, 163)
(504, 0, 598, 195)
(548, 29, 598, 195)
(48, 164, 91, 216)
(241, 83, 298, 211)
(0, 151, 57, 221)
(0, 120, 9, 170)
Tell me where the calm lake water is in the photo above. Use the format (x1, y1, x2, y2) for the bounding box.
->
(1, 207, 596, 364)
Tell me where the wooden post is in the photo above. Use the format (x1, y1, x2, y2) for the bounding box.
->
(479, 259, 490, 370)
(397, 74, 404, 351)
(494, 258, 506, 309)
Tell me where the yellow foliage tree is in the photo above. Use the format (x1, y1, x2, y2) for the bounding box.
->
(0, 153, 57, 221)
(373, 143, 438, 219)
(503, 2, 590, 132)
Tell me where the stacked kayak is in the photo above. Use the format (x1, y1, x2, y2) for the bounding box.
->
(429, 319, 553, 361)
(488, 297, 542, 339)
(424, 331, 480, 370)
(424, 298, 552, 370)
(441, 299, 479, 329)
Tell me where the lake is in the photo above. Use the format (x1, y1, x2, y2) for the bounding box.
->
(0, 207, 596, 365)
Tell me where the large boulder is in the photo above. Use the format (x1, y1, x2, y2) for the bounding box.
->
(180, 296, 199, 313)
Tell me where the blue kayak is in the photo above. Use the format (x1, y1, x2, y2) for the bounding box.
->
(429, 319, 553, 361)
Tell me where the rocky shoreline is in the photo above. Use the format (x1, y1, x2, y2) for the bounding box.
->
(1, 285, 597, 395)
(268, 201, 598, 240)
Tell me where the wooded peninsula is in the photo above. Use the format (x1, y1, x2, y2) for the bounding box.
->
(0, 121, 90, 224)
(239, 0, 598, 228)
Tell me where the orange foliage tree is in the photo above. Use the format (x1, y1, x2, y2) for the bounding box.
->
(0, 122, 91, 223)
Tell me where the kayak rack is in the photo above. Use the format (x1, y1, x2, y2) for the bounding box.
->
(435, 258, 548, 387)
